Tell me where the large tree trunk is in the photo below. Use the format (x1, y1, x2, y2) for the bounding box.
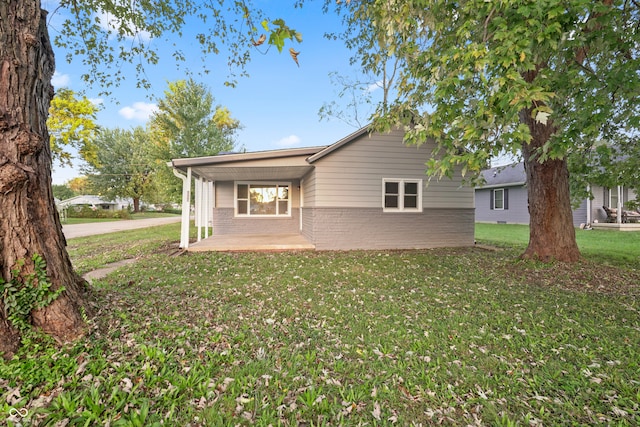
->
(519, 109, 581, 262)
(0, 0, 87, 358)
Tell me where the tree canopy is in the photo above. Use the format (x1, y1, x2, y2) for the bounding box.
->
(83, 127, 157, 212)
(47, 88, 100, 167)
(150, 78, 240, 159)
(333, 0, 639, 261)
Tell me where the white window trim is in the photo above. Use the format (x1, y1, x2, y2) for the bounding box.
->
(493, 188, 505, 211)
(235, 181, 292, 217)
(382, 178, 423, 213)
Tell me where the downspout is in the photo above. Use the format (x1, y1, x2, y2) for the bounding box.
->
(172, 165, 192, 249)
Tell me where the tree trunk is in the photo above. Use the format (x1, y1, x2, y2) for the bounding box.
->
(519, 109, 581, 262)
(0, 0, 87, 358)
(133, 197, 140, 213)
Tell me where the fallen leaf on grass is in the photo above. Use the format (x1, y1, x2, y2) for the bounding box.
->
(372, 401, 381, 420)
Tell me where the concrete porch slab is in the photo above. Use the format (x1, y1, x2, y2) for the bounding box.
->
(592, 222, 640, 231)
(187, 233, 315, 252)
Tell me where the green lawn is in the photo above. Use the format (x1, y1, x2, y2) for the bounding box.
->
(476, 223, 640, 267)
(1, 224, 639, 426)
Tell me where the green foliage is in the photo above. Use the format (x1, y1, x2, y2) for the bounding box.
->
(149, 78, 240, 202)
(51, 183, 76, 201)
(334, 1, 639, 182)
(150, 78, 239, 159)
(83, 127, 159, 208)
(0, 254, 65, 332)
(476, 223, 640, 267)
(66, 206, 132, 220)
(6, 246, 639, 425)
(47, 88, 100, 167)
(50, 1, 302, 91)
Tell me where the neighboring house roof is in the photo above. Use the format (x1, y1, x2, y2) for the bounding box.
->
(58, 195, 118, 208)
(477, 162, 526, 189)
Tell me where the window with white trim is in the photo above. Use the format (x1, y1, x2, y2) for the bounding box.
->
(491, 188, 509, 210)
(236, 183, 290, 216)
(383, 179, 422, 212)
(493, 188, 505, 210)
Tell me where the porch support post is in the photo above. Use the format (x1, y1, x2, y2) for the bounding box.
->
(206, 180, 213, 239)
(172, 166, 192, 249)
(617, 185, 623, 224)
(195, 177, 203, 242)
(586, 184, 591, 225)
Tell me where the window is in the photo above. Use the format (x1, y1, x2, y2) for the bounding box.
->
(608, 187, 619, 209)
(383, 179, 422, 212)
(491, 188, 509, 210)
(236, 183, 290, 216)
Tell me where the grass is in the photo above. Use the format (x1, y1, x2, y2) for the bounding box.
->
(66, 222, 186, 275)
(476, 223, 640, 267)
(1, 224, 639, 426)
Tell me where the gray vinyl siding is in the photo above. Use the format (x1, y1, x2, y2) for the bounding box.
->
(301, 169, 316, 207)
(475, 186, 530, 224)
(215, 181, 234, 208)
(572, 199, 587, 226)
(213, 208, 300, 235)
(311, 129, 474, 209)
(475, 186, 589, 227)
(307, 207, 475, 250)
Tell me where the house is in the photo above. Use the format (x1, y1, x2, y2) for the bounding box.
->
(170, 127, 475, 250)
(57, 195, 128, 212)
(475, 162, 638, 228)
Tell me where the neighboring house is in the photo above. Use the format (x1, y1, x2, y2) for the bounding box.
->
(170, 127, 475, 250)
(475, 162, 637, 227)
(58, 195, 130, 212)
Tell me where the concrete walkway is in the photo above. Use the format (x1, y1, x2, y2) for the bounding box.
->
(62, 216, 181, 239)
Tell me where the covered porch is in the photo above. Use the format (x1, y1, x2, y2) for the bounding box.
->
(170, 146, 322, 251)
(589, 184, 640, 231)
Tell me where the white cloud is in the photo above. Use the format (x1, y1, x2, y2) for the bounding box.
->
(366, 81, 383, 93)
(51, 71, 70, 88)
(276, 134, 301, 147)
(95, 10, 152, 43)
(119, 102, 158, 121)
(89, 98, 104, 106)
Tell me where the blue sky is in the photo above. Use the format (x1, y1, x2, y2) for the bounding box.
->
(44, 1, 376, 184)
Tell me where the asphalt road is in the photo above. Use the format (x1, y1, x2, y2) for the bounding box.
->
(62, 216, 182, 239)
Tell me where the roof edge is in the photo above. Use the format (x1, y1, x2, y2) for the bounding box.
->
(172, 146, 326, 168)
(475, 182, 526, 189)
(306, 125, 371, 163)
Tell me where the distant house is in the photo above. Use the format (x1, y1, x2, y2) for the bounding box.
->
(58, 195, 131, 212)
(170, 126, 476, 250)
(475, 162, 638, 228)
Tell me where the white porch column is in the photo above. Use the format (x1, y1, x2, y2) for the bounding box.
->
(172, 166, 192, 249)
(194, 179, 213, 240)
(586, 184, 591, 225)
(195, 177, 203, 242)
(206, 180, 213, 238)
(617, 185, 623, 224)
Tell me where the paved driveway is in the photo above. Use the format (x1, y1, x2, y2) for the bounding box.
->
(62, 216, 181, 239)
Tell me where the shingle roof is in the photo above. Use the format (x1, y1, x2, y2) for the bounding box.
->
(477, 162, 526, 188)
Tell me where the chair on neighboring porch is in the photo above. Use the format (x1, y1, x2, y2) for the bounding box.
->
(602, 205, 617, 223)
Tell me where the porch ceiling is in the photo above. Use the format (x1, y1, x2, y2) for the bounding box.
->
(189, 165, 314, 181)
